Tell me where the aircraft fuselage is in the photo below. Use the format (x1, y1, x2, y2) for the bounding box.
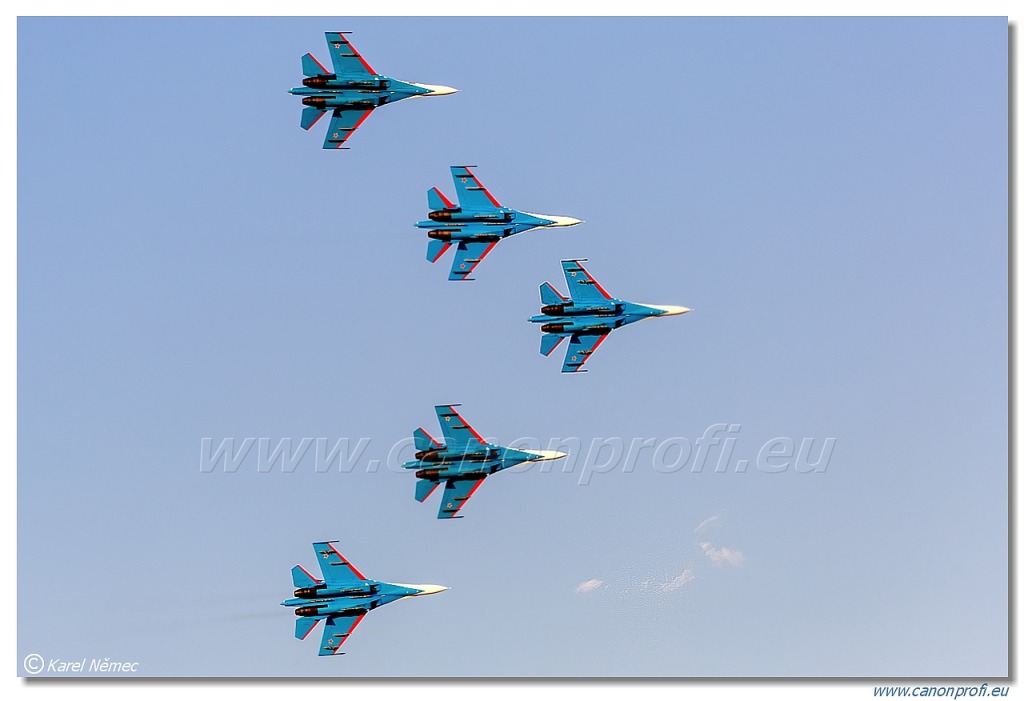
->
(416, 209, 558, 243)
(530, 299, 675, 335)
(403, 444, 551, 480)
(282, 580, 439, 617)
(289, 76, 446, 109)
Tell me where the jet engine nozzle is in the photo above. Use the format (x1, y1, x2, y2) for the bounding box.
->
(428, 209, 459, 222)
(295, 606, 322, 617)
(293, 587, 322, 598)
(301, 96, 328, 108)
(427, 230, 452, 242)
(302, 75, 336, 88)
(540, 304, 566, 315)
(414, 449, 442, 461)
(541, 323, 567, 333)
(415, 468, 442, 480)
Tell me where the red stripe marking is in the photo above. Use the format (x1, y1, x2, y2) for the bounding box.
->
(542, 335, 565, 357)
(310, 53, 329, 75)
(326, 542, 366, 580)
(451, 478, 486, 515)
(462, 241, 499, 275)
(432, 187, 456, 209)
(463, 167, 502, 208)
(334, 110, 373, 149)
(306, 109, 327, 130)
(297, 564, 321, 585)
(579, 264, 612, 299)
(423, 481, 440, 501)
(329, 613, 367, 654)
(340, 35, 376, 75)
(300, 617, 321, 641)
(576, 334, 609, 370)
(544, 282, 569, 302)
(445, 405, 488, 445)
(338, 614, 368, 653)
(418, 427, 443, 448)
(429, 242, 451, 263)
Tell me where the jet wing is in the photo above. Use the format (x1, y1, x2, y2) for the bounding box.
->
(319, 613, 368, 656)
(561, 333, 610, 373)
(448, 240, 499, 281)
(434, 405, 488, 449)
(561, 259, 613, 305)
(450, 166, 502, 212)
(324, 32, 377, 78)
(437, 477, 487, 519)
(323, 108, 373, 149)
(311, 541, 366, 586)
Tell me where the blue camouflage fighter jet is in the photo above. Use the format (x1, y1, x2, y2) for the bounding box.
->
(289, 32, 457, 149)
(404, 405, 568, 518)
(282, 541, 448, 656)
(530, 259, 692, 373)
(416, 166, 583, 280)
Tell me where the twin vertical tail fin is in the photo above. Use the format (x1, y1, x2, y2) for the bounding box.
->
(299, 54, 329, 131)
(539, 282, 566, 306)
(426, 240, 451, 263)
(291, 565, 319, 589)
(413, 427, 442, 502)
(302, 53, 329, 77)
(427, 187, 453, 211)
(301, 107, 327, 131)
(415, 478, 440, 503)
(295, 616, 321, 640)
(540, 334, 566, 357)
(413, 427, 439, 451)
(425, 187, 455, 262)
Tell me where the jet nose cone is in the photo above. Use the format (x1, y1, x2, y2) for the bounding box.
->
(522, 212, 584, 228)
(417, 83, 459, 96)
(543, 215, 584, 228)
(528, 449, 569, 462)
(648, 305, 691, 316)
(552, 215, 585, 227)
(413, 584, 449, 596)
(546, 216, 583, 227)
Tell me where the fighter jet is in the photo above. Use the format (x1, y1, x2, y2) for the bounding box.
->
(282, 541, 448, 656)
(404, 405, 568, 518)
(289, 32, 457, 150)
(529, 259, 691, 373)
(416, 166, 583, 280)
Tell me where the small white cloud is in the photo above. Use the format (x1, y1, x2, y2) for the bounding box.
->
(575, 578, 605, 594)
(659, 569, 696, 592)
(700, 541, 745, 567)
(694, 515, 721, 533)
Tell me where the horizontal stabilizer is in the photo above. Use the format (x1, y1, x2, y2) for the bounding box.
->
(540, 282, 567, 306)
(540, 333, 565, 357)
(415, 478, 440, 503)
(426, 240, 451, 263)
(302, 53, 329, 77)
(295, 616, 321, 641)
(427, 187, 454, 211)
(414, 427, 441, 451)
(292, 564, 319, 588)
(301, 107, 327, 131)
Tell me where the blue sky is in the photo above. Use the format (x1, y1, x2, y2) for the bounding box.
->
(17, 16, 1007, 677)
